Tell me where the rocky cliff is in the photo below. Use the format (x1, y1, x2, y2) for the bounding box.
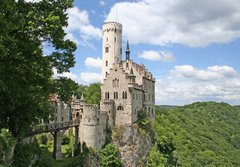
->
(112, 124, 154, 167)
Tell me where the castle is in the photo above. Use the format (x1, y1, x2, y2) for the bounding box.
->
(51, 22, 155, 149)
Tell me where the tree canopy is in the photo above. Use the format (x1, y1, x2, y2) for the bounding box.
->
(0, 0, 77, 138)
(100, 143, 122, 167)
(148, 102, 240, 166)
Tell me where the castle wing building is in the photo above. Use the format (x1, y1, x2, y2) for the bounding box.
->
(100, 22, 155, 126)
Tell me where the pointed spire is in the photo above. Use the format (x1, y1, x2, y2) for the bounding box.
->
(126, 40, 130, 60)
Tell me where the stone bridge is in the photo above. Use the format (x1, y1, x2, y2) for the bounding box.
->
(26, 119, 80, 160)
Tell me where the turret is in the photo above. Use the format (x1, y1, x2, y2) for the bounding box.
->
(102, 22, 122, 82)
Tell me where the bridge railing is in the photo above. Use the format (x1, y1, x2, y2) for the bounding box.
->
(27, 119, 80, 135)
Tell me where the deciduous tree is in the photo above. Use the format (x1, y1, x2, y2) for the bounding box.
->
(0, 0, 77, 138)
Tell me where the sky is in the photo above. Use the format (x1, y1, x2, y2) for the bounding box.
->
(49, 0, 240, 105)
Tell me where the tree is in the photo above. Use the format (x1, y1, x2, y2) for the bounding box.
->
(150, 102, 240, 166)
(0, 0, 77, 138)
(100, 143, 122, 167)
(84, 83, 101, 104)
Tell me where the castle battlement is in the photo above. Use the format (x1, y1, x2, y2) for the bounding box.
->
(52, 21, 155, 151)
(83, 104, 99, 110)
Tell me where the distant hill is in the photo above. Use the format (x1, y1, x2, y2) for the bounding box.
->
(149, 102, 240, 166)
(156, 105, 179, 109)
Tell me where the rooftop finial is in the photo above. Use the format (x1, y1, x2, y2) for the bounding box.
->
(126, 40, 130, 60)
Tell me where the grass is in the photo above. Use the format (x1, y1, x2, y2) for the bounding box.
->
(52, 156, 81, 167)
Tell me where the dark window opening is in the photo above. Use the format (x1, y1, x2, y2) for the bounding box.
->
(105, 47, 109, 53)
(117, 106, 124, 110)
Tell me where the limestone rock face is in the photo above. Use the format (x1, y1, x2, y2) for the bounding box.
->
(112, 125, 153, 167)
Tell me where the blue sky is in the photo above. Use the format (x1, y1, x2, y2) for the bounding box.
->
(52, 0, 240, 105)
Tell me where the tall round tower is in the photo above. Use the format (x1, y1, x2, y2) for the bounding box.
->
(102, 22, 122, 82)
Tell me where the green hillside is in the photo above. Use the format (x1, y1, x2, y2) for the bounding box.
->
(148, 102, 240, 167)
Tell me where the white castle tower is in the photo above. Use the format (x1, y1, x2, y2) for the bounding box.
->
(102, 22, 122, 82)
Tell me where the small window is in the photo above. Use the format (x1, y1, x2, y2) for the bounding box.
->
(105, 72, 107, 78)
(126, 63, 128, 68)
(106, 37, 108, 42)
(105, 47, 109, 53)
(117, 106, 124, 110)
(106, 61, 108, 67)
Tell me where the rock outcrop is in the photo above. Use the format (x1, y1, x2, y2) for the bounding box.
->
(112, 124, 153, 167)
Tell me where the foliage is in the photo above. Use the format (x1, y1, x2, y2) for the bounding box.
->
(146, 146, 167, 167)
(61, 135, 70, 145)
(75, 84, 87, 99)
(84, 83, 101, 104)
(0, 0, 77, 138)
(112, 126, 125, 141)
(34, 146, 54, 167)
(137, 110, 153, 136)
(12, 141, 39, 167)
(149, 102, 240, 166)
(99, 143, 122, 167)
(0, 129, 15, 165)
(36, 134, 48, 145)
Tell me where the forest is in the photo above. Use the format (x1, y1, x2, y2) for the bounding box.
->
(147, 102, 240, 166)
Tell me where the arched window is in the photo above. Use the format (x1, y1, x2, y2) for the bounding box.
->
(106, 37, 108, 42)
(116, 92, 118, 99)
(117, 106, 124, 110)
(106, 60, 108, 66)
(107, 92, 109, 99)
(114, 92, 115, 99)
(105, 47, 109, 53)
(122, 91, 125, 99)
(125, 91, 127, 99)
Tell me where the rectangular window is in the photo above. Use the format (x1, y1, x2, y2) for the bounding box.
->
(106, 61, 108, 66)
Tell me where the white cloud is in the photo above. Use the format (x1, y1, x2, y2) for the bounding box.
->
(53, 68, 79, 82)
(170, 65, 237, 81)
(65, 7, 101, 48)
(99, 1, 105, 6)
(85, 57, 102, 69)
(53, 68, 101, 85)
(139, 50, 174, 62)
(155, 65, 240, 105)
(80, 72, 102, 84)
(106, 0, 240, 47)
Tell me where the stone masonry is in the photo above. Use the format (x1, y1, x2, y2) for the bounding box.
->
(50, 22, 155, 150)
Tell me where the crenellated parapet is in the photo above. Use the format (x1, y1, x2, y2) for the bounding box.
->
(102, 22, 122, 34)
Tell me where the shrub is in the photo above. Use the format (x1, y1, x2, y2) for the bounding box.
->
(0, 129, 15, 165)
(38, 134, 48, 145)
(12, 142, 38, 167)
(100, 143, 122, 167)
(61, 135, 70, 145)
